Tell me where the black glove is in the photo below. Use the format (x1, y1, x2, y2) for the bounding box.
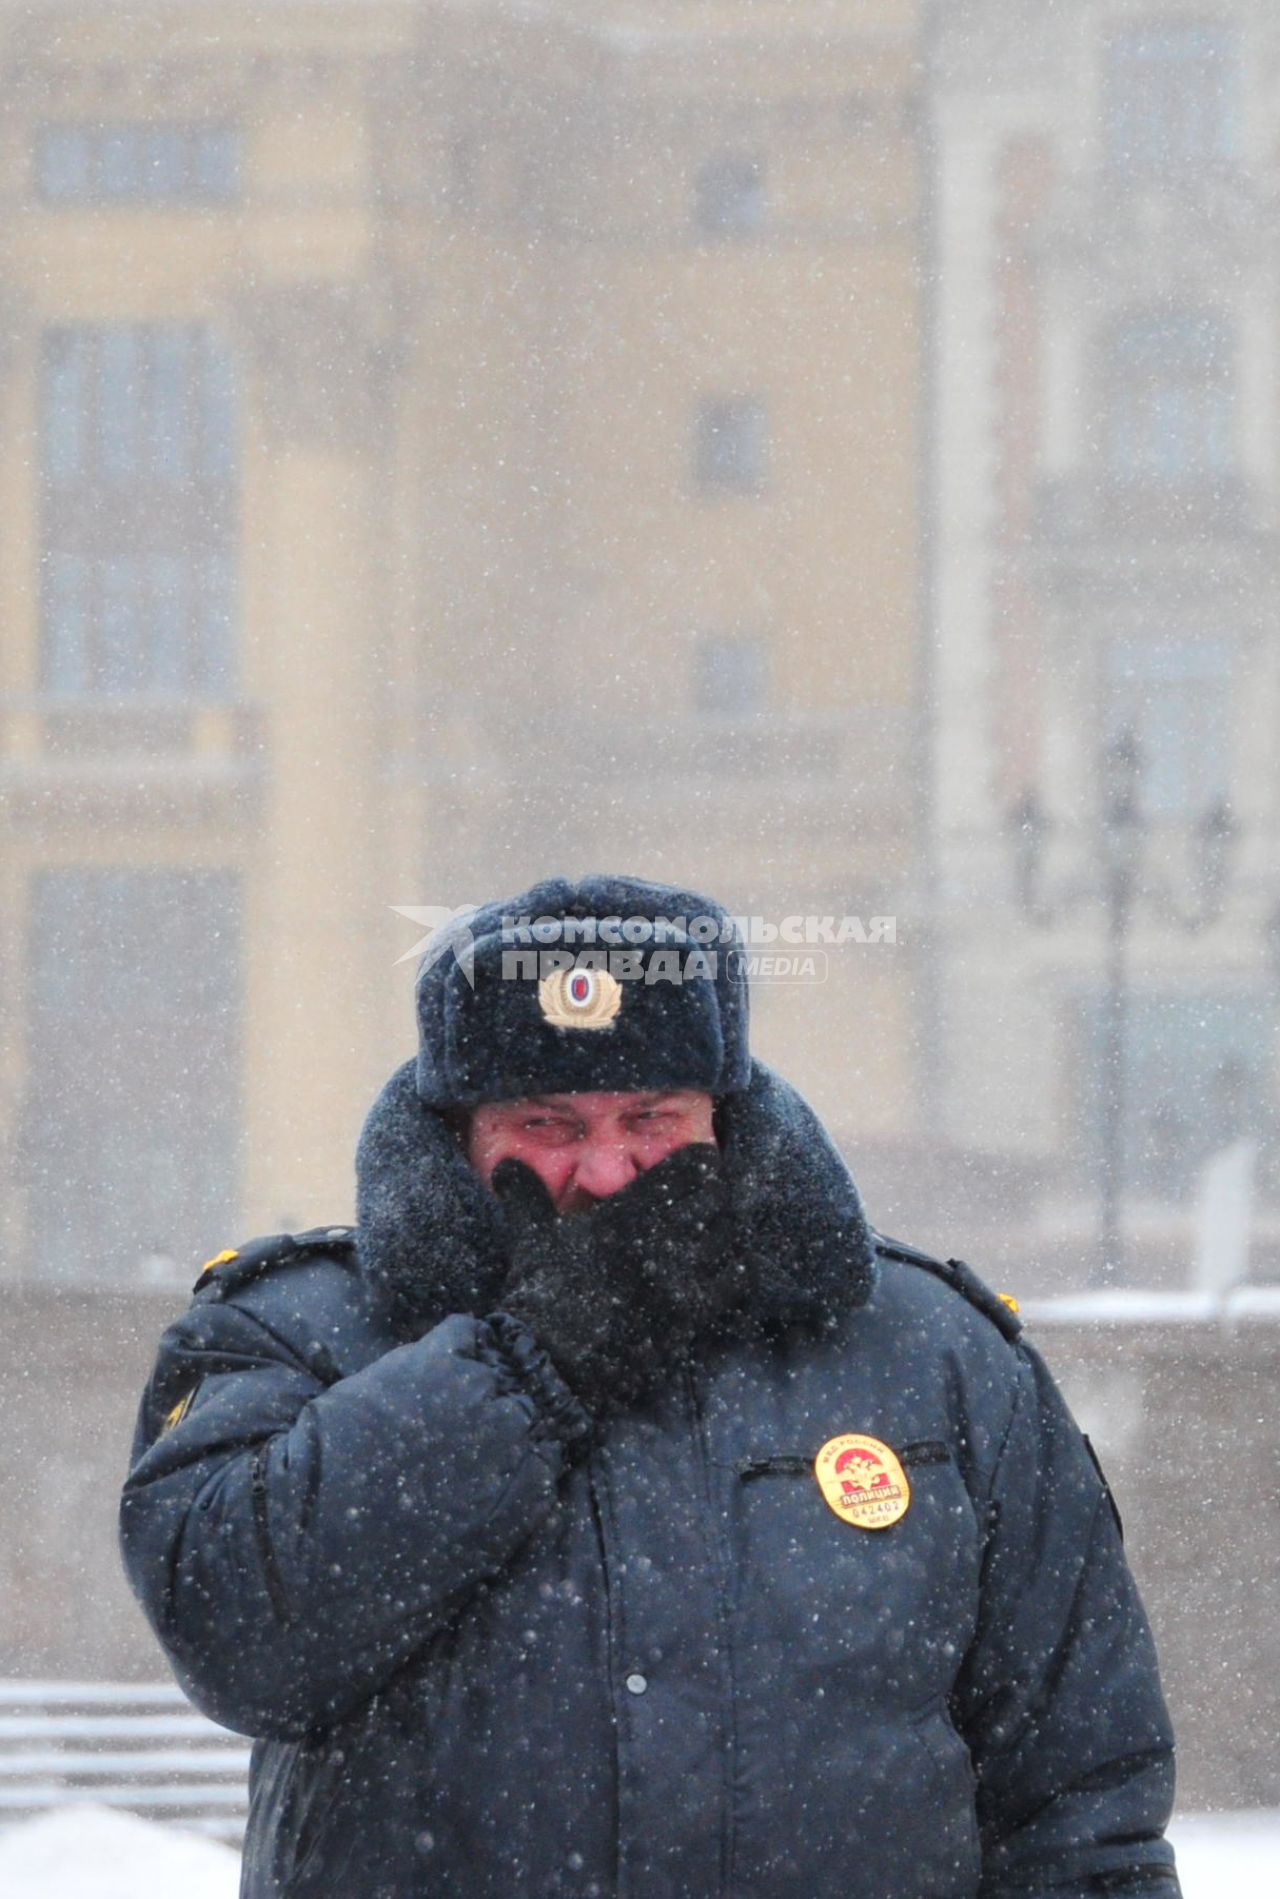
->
(490, 1144, 743, 1415)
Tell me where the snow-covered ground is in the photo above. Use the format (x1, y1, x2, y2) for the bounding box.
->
(0, 1806, 240, 1898)
(1170, 1808, 1280, 1895)
(0, 1803, 1274, 1895)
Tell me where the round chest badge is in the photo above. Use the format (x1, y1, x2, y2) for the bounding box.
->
(538, 964, 623, 1030)
(814, 1434, 911, 1530)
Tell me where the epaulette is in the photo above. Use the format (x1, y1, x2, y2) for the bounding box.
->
(873, 1232, 1024, 1343)
(192, 1225, 357, 1300)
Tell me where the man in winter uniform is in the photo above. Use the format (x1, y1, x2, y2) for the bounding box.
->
(120, 874, 1181, 1899)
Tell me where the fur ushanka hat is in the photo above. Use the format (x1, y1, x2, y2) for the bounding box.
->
(357, 873, 877, 1340)
(413, 873, 752, 1108)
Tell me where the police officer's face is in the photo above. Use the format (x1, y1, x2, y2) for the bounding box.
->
(467, 1089, 717, 1213)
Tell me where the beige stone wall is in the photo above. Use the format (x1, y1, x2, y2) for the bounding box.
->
(1034, 1311, 1280, 1814)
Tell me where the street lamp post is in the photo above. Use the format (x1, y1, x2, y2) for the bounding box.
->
(1097, 730, 1143, 1286)
(1010, 728, 1236, 1286)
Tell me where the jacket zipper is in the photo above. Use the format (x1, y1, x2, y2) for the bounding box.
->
(250, 1445, 293, 1625)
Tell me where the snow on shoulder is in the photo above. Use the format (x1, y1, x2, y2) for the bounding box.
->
(0, 1803, 239, 1899)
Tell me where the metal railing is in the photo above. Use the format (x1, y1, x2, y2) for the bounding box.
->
(0, 1682, 249, 1842)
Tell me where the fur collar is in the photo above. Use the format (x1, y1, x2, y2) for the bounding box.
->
(354, 1057, 878, 1343)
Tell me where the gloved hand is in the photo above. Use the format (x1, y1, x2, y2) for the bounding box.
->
(490, 1144, 744, 1415)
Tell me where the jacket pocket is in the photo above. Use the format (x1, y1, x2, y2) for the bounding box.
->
(736, 1453, 811, 1480)
(275, 1736, 355, 1894)
(736, 1440, 953, 1481)
(728, 1440, 978, 1674)
(899, 1439, 952, 1470)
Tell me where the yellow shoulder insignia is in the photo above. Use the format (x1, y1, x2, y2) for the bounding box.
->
(997, 1292, 1020, 1315)
(161, 1387, 198, 1434)
(192, 1226, 356, 1297)
(198, 1247, 240, 1279)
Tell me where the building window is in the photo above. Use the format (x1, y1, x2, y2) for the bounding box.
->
(1104, 636, 1231, 817)
(694, 632, 769, 717)
(695, 154, 765, 238)
(695, 397, 769, 495)
(35, 123, 241, 204)
(21, 869, 242, 1279)
(40, 323, 238, 696)
(1104, 21, 1240, 185)
(1101, 309, 1234, 485)
(1071, 990, 1269, 1203)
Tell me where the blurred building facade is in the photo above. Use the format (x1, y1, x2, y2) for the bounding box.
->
(0, 0, 925, 1285)
(6, 5, 1275, 1298)
(932, 0, 1280, 1290)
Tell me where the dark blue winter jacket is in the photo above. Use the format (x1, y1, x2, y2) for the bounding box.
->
(120, 1061, 1179, 1898)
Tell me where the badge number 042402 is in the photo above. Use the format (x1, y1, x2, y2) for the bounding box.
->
(814, 1434, 911, 1529)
